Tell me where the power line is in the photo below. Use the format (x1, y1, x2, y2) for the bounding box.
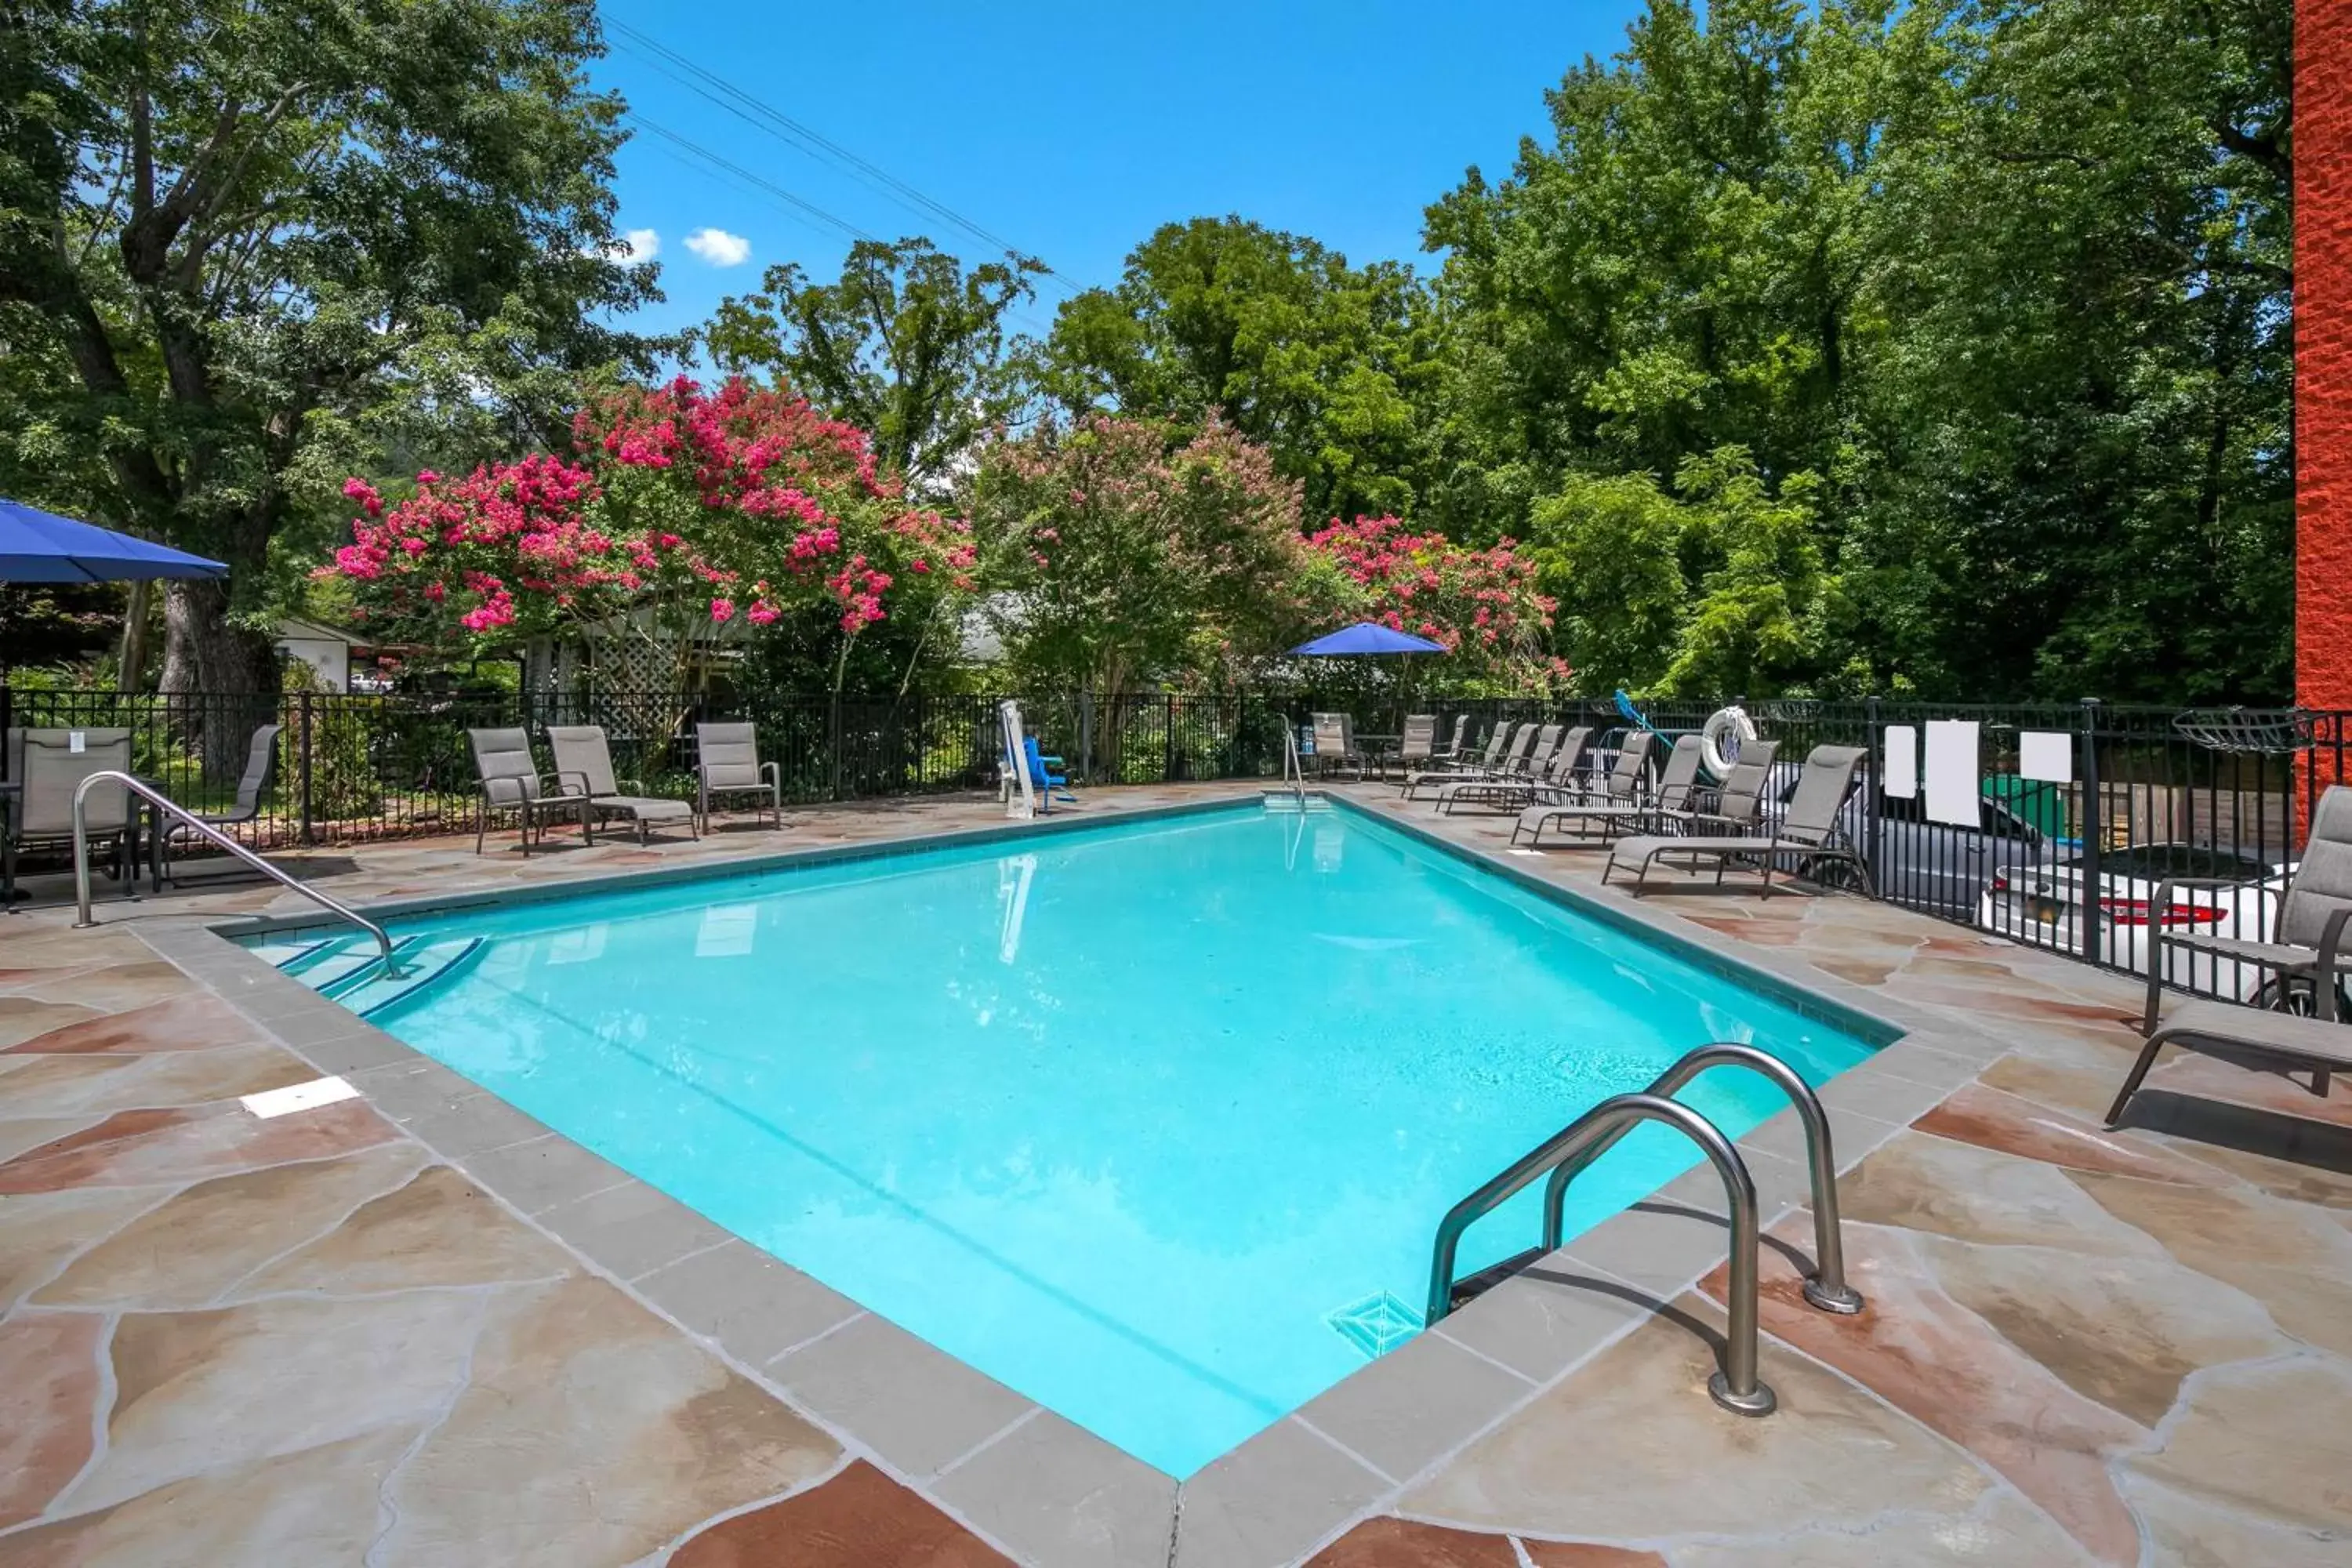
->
(625, 113, 1061, 341)
(604, 16, 1086, 299)
(628, 114, 875, 245)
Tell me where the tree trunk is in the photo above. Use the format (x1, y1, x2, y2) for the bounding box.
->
(118, 580, 153, 689)
(158, 577, 278, 782)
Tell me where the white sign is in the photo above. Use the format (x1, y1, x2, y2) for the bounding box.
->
(2019, 730, 2074, 784)
(1882, 725, 1918, 800)
(1924, 720, 1982, 828)
(68, 730, 85, 754)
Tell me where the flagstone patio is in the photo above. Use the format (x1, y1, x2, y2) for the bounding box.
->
(1, 782, 2347, 1566)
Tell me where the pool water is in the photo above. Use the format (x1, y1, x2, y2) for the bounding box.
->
(266, 802, 1877, 1476)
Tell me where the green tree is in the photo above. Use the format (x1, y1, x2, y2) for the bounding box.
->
(702, 237, 1047, 492)
(1040, 217, 1435, 522)
(967, 414, 1309, 699)
(0, 0, 659, 765)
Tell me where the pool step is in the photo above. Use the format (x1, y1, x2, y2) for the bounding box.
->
(252, 937, 332, 972)
(302, 935, 424, 996)
(1261, 791, 1332, 813)
(327, 937, 489, 1021)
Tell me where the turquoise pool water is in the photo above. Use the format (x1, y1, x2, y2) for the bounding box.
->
(262, 801, 1878, 1476)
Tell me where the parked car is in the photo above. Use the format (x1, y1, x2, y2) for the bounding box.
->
(1976, 844, 2333, 1007)
(1763, 775, 2058, 914)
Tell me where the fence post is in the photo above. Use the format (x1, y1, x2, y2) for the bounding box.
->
(2078, 698, 2103, 969)
(1864, 695, 1884, 895)
(1163, 695, 1176, 782)
(1078, 690, 1095, 785)
(297, 689, 316, 847)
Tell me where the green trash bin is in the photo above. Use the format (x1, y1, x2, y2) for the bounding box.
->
(1983, 773, 2068, 840)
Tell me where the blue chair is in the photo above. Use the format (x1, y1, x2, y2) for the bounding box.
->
(1023, 736, 1076, 811)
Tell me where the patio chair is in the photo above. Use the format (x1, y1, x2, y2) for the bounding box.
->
(468, 728, 586, 856)
(1512, 731, 1700, 846)
(2137, 784, 2352, 1033)
(1402, 720, 1518, 798)
(2107, 920, 2350, 1127)
(1603, 744, 1872, 898)
(1395, 714, 1439, 776)
(1439, 726, 1595, 815)
(1309, 713, 1363, 780)
(1656, 741, 1781, 835)
(158, 722, 281, 883)
(1425, 714, 1468, 769)
(4, 728, 136, 895)
(546, 726, 697, 846)
(1430, 724, 1565, 813)
(695, 722, 782, 832)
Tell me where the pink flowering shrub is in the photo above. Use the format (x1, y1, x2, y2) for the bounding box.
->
(324, 376, 965, 670)
(1305, 515, 1571, 691)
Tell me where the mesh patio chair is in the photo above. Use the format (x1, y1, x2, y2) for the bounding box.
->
(1512, 731, 1697, 845)
(2137, 784, 2352, 1033)
(5, 728, 135, 895)
(1604, 744, 1871, 898)
(1402, 720, 1518, 798)
(158, 722, 281, 883)
(467, 728, 585, 857)
(1438, 725, 1594, 815)
(695, 722, 782, 832)
(546, 725, 697, 846)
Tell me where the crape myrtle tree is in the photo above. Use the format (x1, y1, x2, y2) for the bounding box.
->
(0, 0, 659, 771)
(321, 376, 975, 722)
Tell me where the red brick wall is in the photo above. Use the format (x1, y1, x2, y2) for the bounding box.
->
(2303, 0, 2352, 715)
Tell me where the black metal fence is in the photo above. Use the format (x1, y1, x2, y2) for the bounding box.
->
(5, 683, 2345, 1004)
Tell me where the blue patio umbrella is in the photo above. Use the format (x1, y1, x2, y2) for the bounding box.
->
(1287, 621, 1447, 656)
(0, 498, 227, 583)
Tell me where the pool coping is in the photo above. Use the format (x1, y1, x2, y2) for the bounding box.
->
(131, 787, 2020, 1568)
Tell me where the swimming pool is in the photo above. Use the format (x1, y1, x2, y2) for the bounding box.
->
(256, 800, 1879, 1476)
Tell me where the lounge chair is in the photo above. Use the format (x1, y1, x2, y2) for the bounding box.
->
(1424, 714, 1468, 770)
(2136, 785, 2352, 1033)
(2107, 924, 2349, 1126)
(1656, 741, 1780, 835)
(1513, 731, 1697, 846)
(1023, 735, 1076, 810)
(4, 728, 136, 895)
(159, 722, 282, 882)
(546, 725, 697, 845)
(1439, 726, 1594, 815)
(1603, 744, 1872, 898)
(695, 722, 782, 832)
(1430, 724, 1565, 812)
(468, 728, 588, 856)
(1402, 721, 1518, 797)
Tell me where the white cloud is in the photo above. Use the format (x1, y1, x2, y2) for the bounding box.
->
(684, 227, 751, 267)
(583, 227, 659, 264)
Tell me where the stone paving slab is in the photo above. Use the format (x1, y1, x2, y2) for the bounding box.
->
(0, 782, 2346, 1565)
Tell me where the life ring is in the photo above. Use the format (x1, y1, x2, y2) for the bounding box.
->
(1700, 706, 1756, 779)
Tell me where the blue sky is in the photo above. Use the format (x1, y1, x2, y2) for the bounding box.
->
(590, 1, 1649, 342)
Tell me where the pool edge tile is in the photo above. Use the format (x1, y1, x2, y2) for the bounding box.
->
(633, 1238, 865, 1367)
(769, 1312, 1037, 1481)
(931, 1407, 1178, 1568)
(1170, 1416, 1388, 1568)
(1291, 1330, 1530, 1486)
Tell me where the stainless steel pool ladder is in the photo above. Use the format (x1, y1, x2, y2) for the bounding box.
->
(1280, 722, 1308, 809)
(70, 771, 406, 984)
(1424, 1041, 1863, 1417)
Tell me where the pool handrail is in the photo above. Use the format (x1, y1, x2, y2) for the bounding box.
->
(70, 770, 405, 983)
(1424, 1091, 1777, 1415)
(1538, 1041, 1863, 1315)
